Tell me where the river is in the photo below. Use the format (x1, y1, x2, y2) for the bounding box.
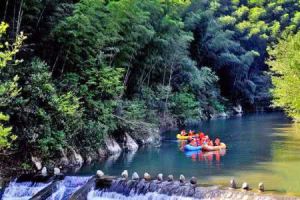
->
(70, 112, 300, 197)
(3, 112, 300, 199)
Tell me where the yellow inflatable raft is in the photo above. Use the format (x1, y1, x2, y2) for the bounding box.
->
(176, 134, 189, 140)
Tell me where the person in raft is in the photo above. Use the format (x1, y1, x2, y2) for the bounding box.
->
(188, 133, 202, 147)
(214, 137, 221, 146)
(188, 133, 206, 147)
(188, 130, 195, 136)
(180, 130, 187, 136)
(205, 136, 222, 146)
(188, 133, 222, 147)
(189, 137, 200, 147)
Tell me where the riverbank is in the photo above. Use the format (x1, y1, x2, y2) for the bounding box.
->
(0, 104, 244, 177)
(0, 120, 161, 181)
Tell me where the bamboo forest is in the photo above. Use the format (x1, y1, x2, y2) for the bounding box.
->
(0, 0, 300, 200)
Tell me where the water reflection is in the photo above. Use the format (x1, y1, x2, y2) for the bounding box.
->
(177, 140, 226, 164)
(225, 122, 300, 196)
(123, 150, 137, 165)
(105, 152, 122, 168)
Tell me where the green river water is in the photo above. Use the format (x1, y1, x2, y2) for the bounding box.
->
(74, 112, 300, 196)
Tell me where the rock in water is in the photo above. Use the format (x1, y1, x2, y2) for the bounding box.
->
(41, 167, 47, 176)
(54, 167, 60, 175)
(230, 179, 237, 189)
(258, 182, 264, 192)
(121, 170, 128, 179)
(86, 156, 92, 164)
(97, 148, 108, 158)
(105, 137, 122, 154)
(242, 182, 249, 190)
(157, 173, 163, 181)
(144, 172, 151, 181)
(190, 177, 197, 185)
(125, 133, 139, 151)
(70, 148, 84, 167)
(233, 104, 243, 114)
(179, 175, 185, 182)
(97, 170, 104, 178)
(179, 175, 185, 183)
(31, 156, 42, 170)
(167, 175, 174, 182)
(132, 172, 139, 180)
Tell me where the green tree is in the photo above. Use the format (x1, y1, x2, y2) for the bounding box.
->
(0, 22, 25, 150)
(268, 32, 300, 121)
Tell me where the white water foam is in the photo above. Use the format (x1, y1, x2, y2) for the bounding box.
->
(2, 179, 49, 200)
(46, 176, 91, 200)
(87, 189, 197, 200)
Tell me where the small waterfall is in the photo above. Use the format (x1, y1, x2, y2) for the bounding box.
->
(87, 190, 195, 200)
(87, 179, 220, 200)
(2, 179, 50, 200)
(46, 176, 91, 200)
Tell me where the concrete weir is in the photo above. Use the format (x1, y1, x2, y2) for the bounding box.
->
(86, 173, 299, 200)
(30, 181, 61, 200)
(29, 174, 64, 200)
(69, 176, 115, 200)
(69, 176, 96, 200)
(4, 172, 300, 200)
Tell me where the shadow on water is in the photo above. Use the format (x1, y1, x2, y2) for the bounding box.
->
(75, 112, 300, 196)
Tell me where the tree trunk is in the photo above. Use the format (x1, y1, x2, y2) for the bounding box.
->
(16, 0, 23, 35)
(163, 63, 173, 120)
(2, 0, 9, 21)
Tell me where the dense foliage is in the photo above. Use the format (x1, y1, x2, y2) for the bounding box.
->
(268, 32, 300, 121)
(0, 22, 25, 150)
(186, 0, 300, 107)
(0, 0, 299, 157)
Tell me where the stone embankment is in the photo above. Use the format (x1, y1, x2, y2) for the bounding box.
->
(7, 170, 296, 200)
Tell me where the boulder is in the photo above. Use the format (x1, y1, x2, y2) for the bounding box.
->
(86, 156, 92, 164)
(233, 104, 243, 114)
(41, 167, 47, 176)
(157, 173, 163, 181)
(54, 167, 60, 175)
(105, 137, 122, 154)
(59, 148, 69, 167)
(242, 182, 249, 190)
(70, 148, 84, 167)
(167, 175, 173, 182)
(96, 170, 104, 178)
(121, 170, 128, 179)
(60, 157, 69, 166)
(144, 173, 151, 181)
(179, 175, 185, 183)
(258, 182, 264, 192)
(190, 177, 197, 185)
(123, 121, 161, 146)
(144, 128, 161, 145)
(230, 179, 237, 189)
(124, 133, 139, 151)
(97, 148, 108, 158)
(31, 156, 42, 170)
(132, 172, 139, 180)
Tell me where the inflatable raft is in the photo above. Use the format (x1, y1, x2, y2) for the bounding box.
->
(184, 144, 202, 151)
(176, 134, 189, 140)
(202, 143, 226, 151)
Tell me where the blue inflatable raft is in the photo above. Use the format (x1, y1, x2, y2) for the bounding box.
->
(184, 144, 202, 151)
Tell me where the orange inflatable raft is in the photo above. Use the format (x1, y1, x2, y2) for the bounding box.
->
(202, 142, 226, 151)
